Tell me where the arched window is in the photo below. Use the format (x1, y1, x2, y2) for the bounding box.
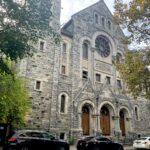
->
(60, 95, 66, 113)
(116, 53, 122, 63)
(95, 14, 98, 24)
(135, 107, 139, 120)
(108, 21, 111, 30)
(62, 43, 67, 53)
(82, 42, 88, 59)
(102, 17, 105, 27)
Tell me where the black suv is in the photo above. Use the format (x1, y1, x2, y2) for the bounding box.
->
(3, 130, 69, 150)
(77, 136, 124, 150)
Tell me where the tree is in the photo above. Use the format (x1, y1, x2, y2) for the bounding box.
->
(114, 0, 150, 44)
(113, 0, 150, 99)
(0, 72, 29, 127)
(0, 0, 60, 74)
(115, 49, 150, 99)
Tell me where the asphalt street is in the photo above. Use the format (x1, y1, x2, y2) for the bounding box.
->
(0, 145, 134, 150)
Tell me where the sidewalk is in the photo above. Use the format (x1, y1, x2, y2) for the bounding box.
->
(70, 145, 133, 150)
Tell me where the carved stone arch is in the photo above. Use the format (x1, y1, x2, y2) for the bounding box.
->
(78, 100, 95, 114)
(80, 36, 92, 47)
(119, 106, 132, 136)
(61, 39, 70, 53)
(78, 100, 95, 135)
(99, 101, 116, 136)
(119, 106, 131, 118)
(99, 101, 116, 116)
(58, 92, 69, 114)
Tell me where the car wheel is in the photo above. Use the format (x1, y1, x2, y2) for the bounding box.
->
(59, 146, 65, 150)
(118, 146, 124, 150)
(93, 146, 99, 150)
(21, 147, 29, 150)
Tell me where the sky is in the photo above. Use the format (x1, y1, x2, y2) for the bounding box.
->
(61, 0, 115, 25)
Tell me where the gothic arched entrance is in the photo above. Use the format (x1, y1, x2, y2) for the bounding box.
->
(81, 105, 90, 135)
(119, 110, 125, 136)
(100, 106, 110, 135)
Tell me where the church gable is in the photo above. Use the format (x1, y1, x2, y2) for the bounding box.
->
(73, 0, 113, 20)
(61, 0, 124, 40)
(71, 0, 114, 33)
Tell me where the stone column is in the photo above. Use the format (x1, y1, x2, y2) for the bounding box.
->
(114, 102, 122, 141)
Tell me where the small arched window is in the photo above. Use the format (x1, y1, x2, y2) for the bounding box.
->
(116, 53, 122, 63)
(135, 107, 139, 120)
(60, 95, 66, 113)
(62, 43, 67, 53)
(82, 42, 88, 59)
(95, 14, 98, 24)
(108, 21, 111, 30)
(102, 17, 105, 27)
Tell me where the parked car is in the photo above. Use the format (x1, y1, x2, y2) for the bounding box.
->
(76, 136, 124, 150)
(3, 129, 69, 150)
(133, 137, 150, 150)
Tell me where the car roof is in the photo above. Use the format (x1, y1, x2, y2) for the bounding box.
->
(14, 129, 49, 134)
(81, 135, 109, 140)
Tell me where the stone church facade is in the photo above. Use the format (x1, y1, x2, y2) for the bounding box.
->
(19, 0, 150, 142)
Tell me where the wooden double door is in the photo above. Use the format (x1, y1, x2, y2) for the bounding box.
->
(119, 110, 126, 136)
(100, 106, 110, 136)
(82, 106, 111, 136)
(82, 106, 90, 135)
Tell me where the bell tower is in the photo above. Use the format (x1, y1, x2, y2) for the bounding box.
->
(50, 0, 61, 31)
(19, 0, 62, 130)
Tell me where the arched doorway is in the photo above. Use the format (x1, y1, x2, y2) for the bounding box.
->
(119, 110, 125, 136)
(100, 106, 110, 136)
(81, 106, 90, 135)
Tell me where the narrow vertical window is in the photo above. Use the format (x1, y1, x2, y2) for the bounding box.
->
(63, 43, 67, 53)
(95, 14, 98, 24)
(102, 17, 105, 27)
(135, 107, 139, 120)
(117, 80, 122, 89)
(117, 53, 122, 63)
(82, 71, 88, 79)
(82, 42, 88, 59)
(96, 73, 101, 82)
(108, 21, 111, 30)
(60, 95, 65, 113)
(35, 81, 41, 90)
(61, 65, 66, 74)
(106, 76, 111, 84)
(40, 41, 44, 50)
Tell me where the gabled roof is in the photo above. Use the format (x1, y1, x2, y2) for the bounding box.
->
(72, 0, 113, 18)
(61, 19, 73, 38)
(61, 0, 125, 38)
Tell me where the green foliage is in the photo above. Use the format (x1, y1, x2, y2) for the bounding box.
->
(115, 49, 150, 99)
(114, 0, 150, 44)
(0, 72, 29, 127)
(0, 0, 60, 74)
